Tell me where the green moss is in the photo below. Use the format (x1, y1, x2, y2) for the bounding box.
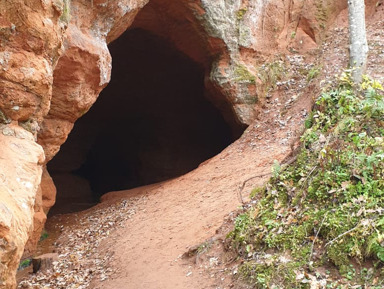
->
(236, 8, 248, 20)
(244, 95, 258, 104)
(40, 229, 49, 241)
(227, 72, 384, 288)
(238, 260, 308, 288)
(250, 187, 265, 199)
(18, 258, 31, 271)
(256, 60, 285, 99)
(60, 0, 71, 24)
(238, 262, 273, 289)
(234, 65, 256, 84)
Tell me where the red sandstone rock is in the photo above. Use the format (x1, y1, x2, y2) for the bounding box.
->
(0, 124, 44, 289)
(23, 168, 56, 255)
(0, 1, 64, 287)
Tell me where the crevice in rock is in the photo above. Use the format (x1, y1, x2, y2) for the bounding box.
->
(47, 28, 243, 215)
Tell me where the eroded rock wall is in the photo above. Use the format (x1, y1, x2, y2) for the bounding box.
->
(0, 125, 44, 288)
(0, 1, 65, 287)
(37, 0, 352, 166)
(38, 0, 149, 163)
(0, 0, 357, 288)
(0, 0, 66, 125)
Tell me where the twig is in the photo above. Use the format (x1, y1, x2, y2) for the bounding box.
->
(324, 222, 362, 248)
(300, 165, 318, 190)
(238, 173, 272, 204)
(309, 212, 328, 261)
(237, 148, 302, 204)
(237, 136, 305, 204)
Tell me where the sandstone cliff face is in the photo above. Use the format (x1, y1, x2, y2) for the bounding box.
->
(0, 1, 64, 287)
(0, 125, 44, 289)
(0, 0, 355, 288)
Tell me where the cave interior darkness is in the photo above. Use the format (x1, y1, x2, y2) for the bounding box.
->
(47, 28, 242, 214)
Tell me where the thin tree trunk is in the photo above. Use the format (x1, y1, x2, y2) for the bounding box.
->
(348, 0, 368, 83)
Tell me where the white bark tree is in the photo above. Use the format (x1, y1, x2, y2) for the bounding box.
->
(348, 0, 369, 83)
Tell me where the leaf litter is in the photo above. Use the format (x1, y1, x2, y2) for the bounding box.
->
(18, 196, 147, 289)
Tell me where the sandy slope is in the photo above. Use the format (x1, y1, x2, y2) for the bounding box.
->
(87, 89, 311, 289)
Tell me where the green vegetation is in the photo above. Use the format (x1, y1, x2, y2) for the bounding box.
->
(306, 65, 321, 82)
(296, 64, 322, 84)
(227, 72, 384, 288)
(235, 57, 319, 107)
(236, 8, 248, 20)
(256, 60, 286, 99)
(244, 95, 258, 105)
(40, 229, 49, 241)
(18, 258, 31, 271)
(315, 0, 329, 30)
(60, 0, 71, 24)
(234, 65, 256, 84)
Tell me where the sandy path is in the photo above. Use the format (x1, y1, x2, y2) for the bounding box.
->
(90, 106, 306, 289)
(94, 149, 285, 288)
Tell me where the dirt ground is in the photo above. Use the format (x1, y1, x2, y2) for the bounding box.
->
(88, 110, 308, 289)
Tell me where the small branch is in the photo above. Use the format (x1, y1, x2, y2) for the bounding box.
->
(237, 139, 304, 204)
(238, 173, 271, 204)
(309, 212, 328, 261)
(325, 222, 362, 248)
(300, 165, 318, 190)
(280, 154, 298, 172)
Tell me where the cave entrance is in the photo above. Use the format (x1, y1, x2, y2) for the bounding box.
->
(47, 28, 241, 214)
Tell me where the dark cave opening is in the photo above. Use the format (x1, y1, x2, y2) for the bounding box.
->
(47, 29, 239, 214)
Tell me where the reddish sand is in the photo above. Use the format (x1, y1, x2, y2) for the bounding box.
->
(87, 88, 311, 289)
